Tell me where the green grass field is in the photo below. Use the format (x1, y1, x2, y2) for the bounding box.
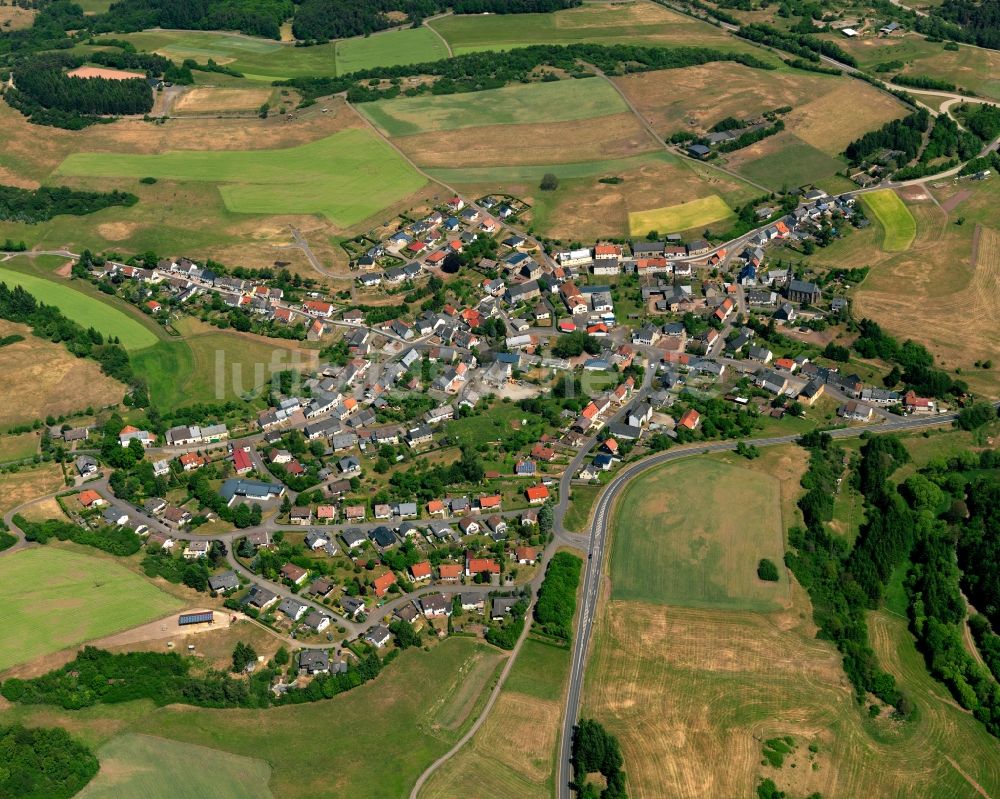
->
(0, 547, 182, 671)
(79, 734, 273, 799)
(122, 30, 334, 82)
(122, 27, 448, 81)
(132, 318, 311, 409)
(444, 401, 546, 449)
(56, 129, 427, 228)
(135, 638, 504, 798)
(503, 637, 571, 702)
(609, 458, 787, 612)
(0, 431, 39, 463)
(359, 78, 626, 137)
(563, 484, 600, 534)
(335, 28, 449, 73)
(861, 189, 917, 251)
(429, 2, 750, 56)
(425, 151, 675, 185)
(628, 194, 734, 236)
(0, 264, 159, 351)
(732, 135, 853, 194)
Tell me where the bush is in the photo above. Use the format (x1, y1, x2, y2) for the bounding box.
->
(540, 172, 559, 191)
(956, 402, 997, 431)
(757, 558, 779, 581)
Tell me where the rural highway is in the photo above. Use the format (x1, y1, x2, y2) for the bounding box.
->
(553, 405, 996, 799)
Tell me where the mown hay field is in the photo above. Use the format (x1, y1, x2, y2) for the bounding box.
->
(395, 112, 657, 169)
(56, 128, 427, 228)
(0, 463, 65, 517)
(0, 96, 401, 260)
(171, 86, 275, 115)
(614, 64, 906, 155)
(122, 26, 447, 80)
(120, 30, 334, 81)
(429, 1, 760, 56)
(615, 63, 906, 190)
(0, 320, 126, 426)
(585, 443, 1000, 799)
(78, 734, 274, 799)
(608, 457, 790, 612)
(133, 317, 316, 409)
(335, 27, 449, 73)
(584, 599, 1000, 799)
(0, 548, 182, 672)
(418, 638, 571, 799)
(824, 33, 1000, 100)
(613, 62, 834, 137)
(0, 431, 40, 463)
(727, 134, 853, 194)
(818, 179, 1000, 393)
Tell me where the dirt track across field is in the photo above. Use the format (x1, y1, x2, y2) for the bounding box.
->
(941, 189, 972, 213)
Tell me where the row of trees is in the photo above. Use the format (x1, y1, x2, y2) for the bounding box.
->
(93, 0, 294, 40)
(534, 551, 582, 641)
(735, 22, 858, 66)
(0, 643, 386, 710)
(786, 432, 909, 711)
(0, 282, 147, 405)
(281, 42, 775, 103)
(0, 184, 136, 224)
(15, 515, 143, 558)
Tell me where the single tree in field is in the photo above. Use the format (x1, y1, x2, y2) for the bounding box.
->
(539, 172, 559, 191)
(232, 641, 257, 672)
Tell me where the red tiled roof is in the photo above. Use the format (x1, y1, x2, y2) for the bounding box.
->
(232, 448, 253, 472)
(467, 558, 500, 574)
(374, 571, 397, 596)
(679, 409, 701, 430)
(78, 489, 101, 506)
